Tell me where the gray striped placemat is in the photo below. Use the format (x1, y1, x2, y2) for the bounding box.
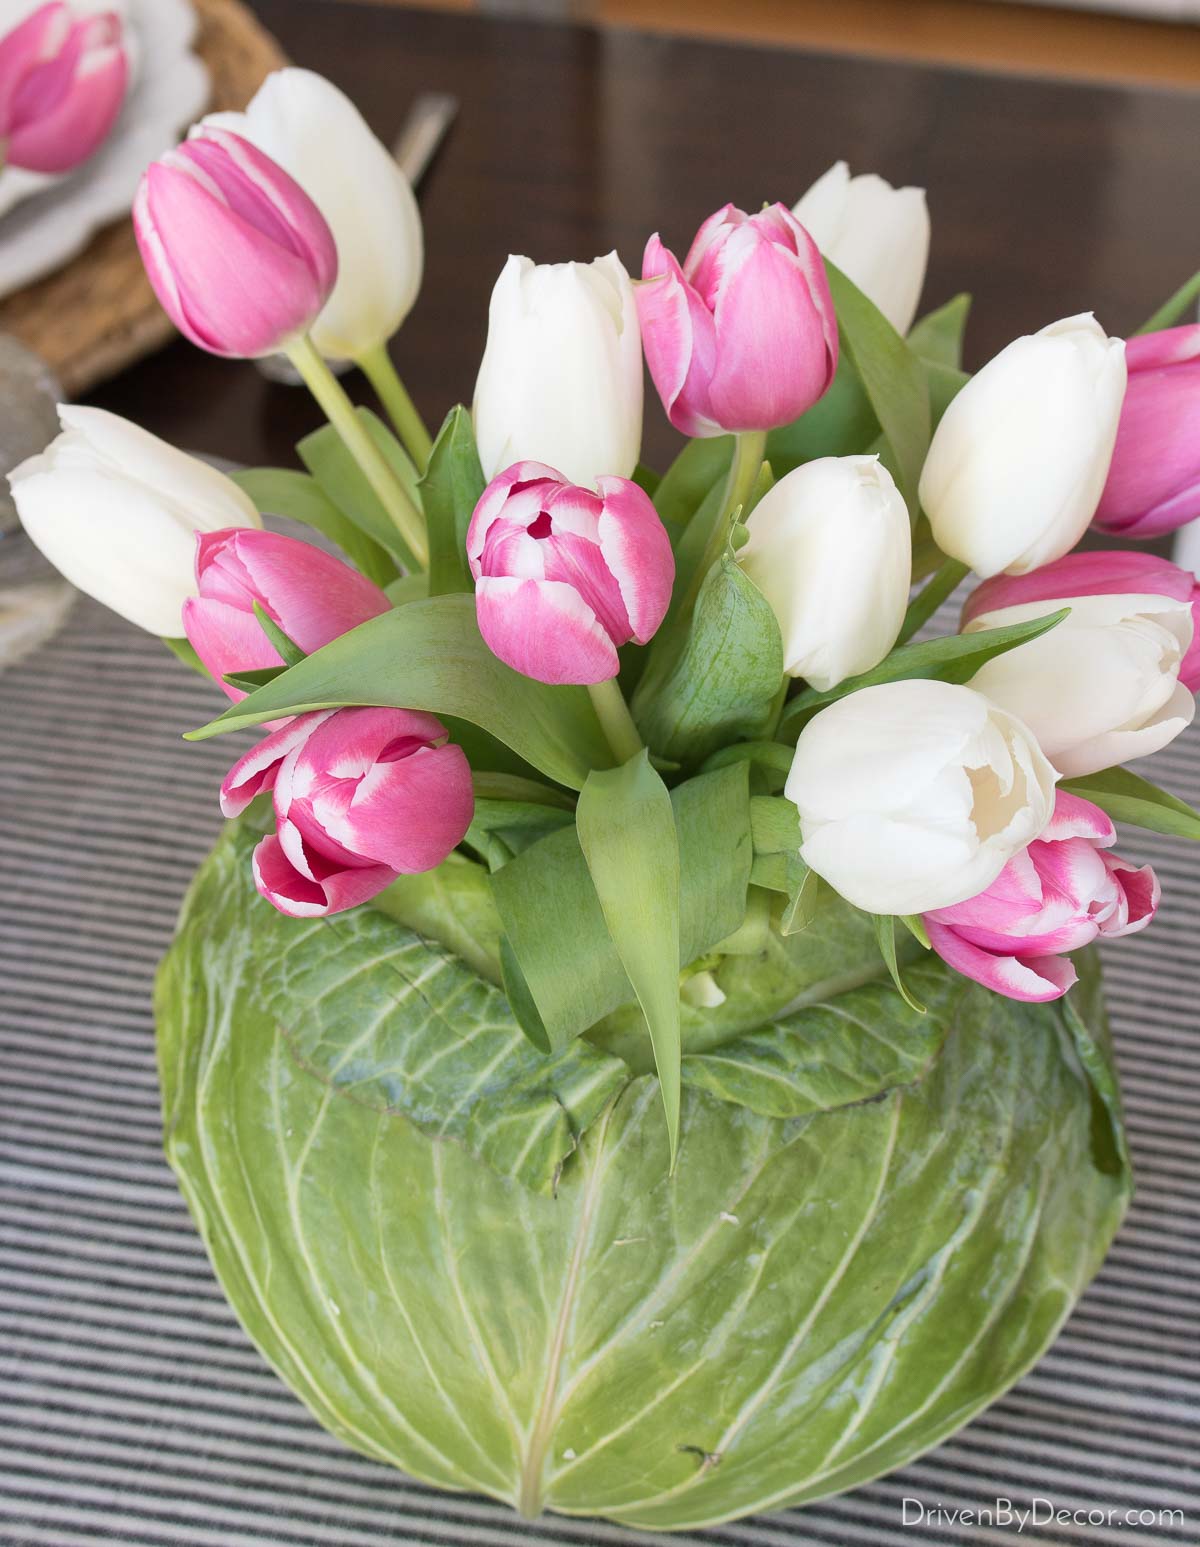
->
(1, 558, 1197, 1547)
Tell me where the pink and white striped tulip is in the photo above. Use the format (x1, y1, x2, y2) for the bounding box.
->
(964, 548, 1200, 694)
(182, 529, 390, 701)
(466, 461, 674, 685)
(636, 202, 838, 437)
(133, 125, 337, 359)
(1093, 325, 1200, 539)
(924, 791, 1159, 1003)
(0, 2, 127, 175)
(220, 707, 474, 918)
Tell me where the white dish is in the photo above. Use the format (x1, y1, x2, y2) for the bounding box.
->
(0, 0, 209, 298)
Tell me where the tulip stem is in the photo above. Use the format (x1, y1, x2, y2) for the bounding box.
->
(678, 428, 767, 621)
(286, 335, 430, 568)
(588, 678, 644, 765)
(358, 343, 434, 473)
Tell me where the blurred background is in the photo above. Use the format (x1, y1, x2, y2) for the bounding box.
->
(347, 0, 1200, 88)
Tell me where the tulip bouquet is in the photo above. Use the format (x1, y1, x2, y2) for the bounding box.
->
(13, 67, 1200, 1531)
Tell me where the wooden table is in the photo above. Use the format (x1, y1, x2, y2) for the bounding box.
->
(91, 0, 1200, 476)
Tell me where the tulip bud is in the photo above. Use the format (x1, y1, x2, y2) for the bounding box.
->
(919, 314, 1127, 577)
(924, 791, 1158, 1003)
(220, 707, 474, 917)
(8, 405, 260, 637)
(472, 253, 643, 490)
(964, 548, 1200, 693)
(792, 161, 930, 336)
(466, 460, 674, 686)
(636, 202, 837, 438)
(0, 2, 128, 175)
(965, 590, 1194, 778)
(133, 125, 338, 359)
(203, 68, 423, 362)
(182, 528, 391, 701)
(739, 455, 911, 691)
(1093, 325, 1200, 539)
(785, 679, 1057, 916)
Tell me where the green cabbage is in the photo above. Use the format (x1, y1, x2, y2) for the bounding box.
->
(156, 824, 1130, 1531)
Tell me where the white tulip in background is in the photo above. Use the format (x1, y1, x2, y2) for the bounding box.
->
(786, 679, 1058, 916)
(919, 313, 1126, 578)
(473, 252, 643, 489)
(792, 161, 930, 336)
(9, 406, 260, 637)
(739, 455, 911, 691)
(204, 69, 423, 362)
(967, 593, 1195, 777)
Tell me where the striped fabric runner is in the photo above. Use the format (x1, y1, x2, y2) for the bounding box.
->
(1, 566, 1196, 1547)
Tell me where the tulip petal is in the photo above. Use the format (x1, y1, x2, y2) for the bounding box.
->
(924, 919, 1078, 1003)
(7, 34, 126, 175)
(636, 237, 720, 437)
(595, 475, 674, 643)
(252, 833, 395, 918)
(318, 742, 474, 874)
(1041, 790, 1116, 846)
(1101, 857, 1160, 937)
(219, 712, 332, 816)
(475, 575, 619, 685)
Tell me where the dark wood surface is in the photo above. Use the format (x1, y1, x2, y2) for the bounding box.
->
(90, 1, 1200, 472)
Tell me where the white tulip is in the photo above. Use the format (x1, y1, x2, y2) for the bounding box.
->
(9, 406, 260, 636)
(967, 593, 1195, 777)
(793, 161, 930, 336)
(204, 68, 423, 361)
(919, 314, 1127, 578)
(786, 679, 1057, 916)
(473, 252, 643, 489)
(739, 455, 911, 691)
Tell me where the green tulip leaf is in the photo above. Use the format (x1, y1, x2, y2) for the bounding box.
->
(652, 435, 734, 542)
(825, 261, 931, 517)
(576, 751, 683, 1164)
(908, 294, 972, 370)
(420, 406, 485, 597)
(1136, 267, 1200, 335)
(185, 592, 611, 792)
(898, 557, 971, 645)
(1061, 765, 1200, 841)
(632, 544, 785, 767)
(251, 601, 305, 667)
(491, 763, 752, 1053)
(779, 607, 1070, 735)
(232, 466, 398, 588)
(299, 407, 424, 572)
(871, 913, 926, 1015)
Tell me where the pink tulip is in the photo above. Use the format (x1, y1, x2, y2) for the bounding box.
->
(963, 548, 1200, 692)
(220, 707, 474, 918)
(0, 2, 127, 174)
(1094, 325, 1200, 538)
(182, 529, 390, 701)
(924, 791, 1158, 1003)
(466, 460, 674, 685)
(636, 202, 838, 437)
(133, 125, 337, 359)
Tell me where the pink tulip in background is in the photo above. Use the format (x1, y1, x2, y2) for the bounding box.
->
(133, 125, 337, 358)
(220, 707, 474, 917)
(963, 548, 1200, 692)
(183, 528, 390, 700)
(1094, 325, 1200, 538)
(466, 461, 674, 685)
(636, 202, 838, 437)
(924, 792, 1159, 1003)
(0, 1, 127, 174)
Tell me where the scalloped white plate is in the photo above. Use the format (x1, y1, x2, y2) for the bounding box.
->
(0, 0, 209, 298)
